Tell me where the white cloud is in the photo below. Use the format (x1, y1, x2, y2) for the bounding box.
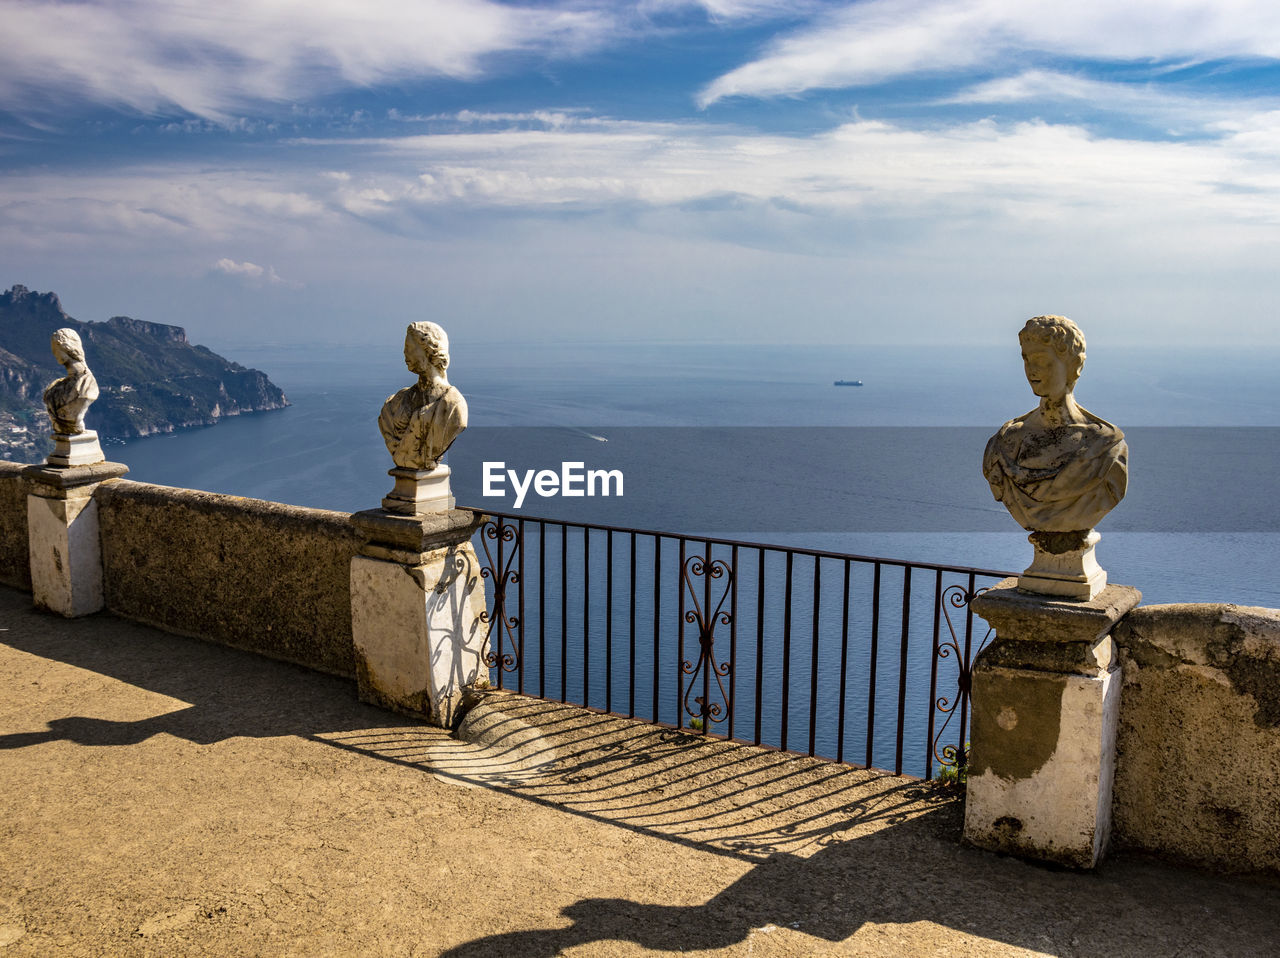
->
(6, 113, 1280, 245)
(698, 0, 1280, 105)
(4, 109, 1280, 344)
(3, 109, 1279, 345)
(944, 70, 1279, 134)
(286, 114, 1280, 231)
(0, 0, 614, 120)
(212, 258, 295, 287)
(639, 0, 816, 21)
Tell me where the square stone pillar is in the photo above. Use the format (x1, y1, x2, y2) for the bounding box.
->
(964, 578, 1141, 868)
(23, 462, 129, 617)
(349, 508, 489, 727)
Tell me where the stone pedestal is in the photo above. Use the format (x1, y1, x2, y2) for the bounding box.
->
(382, 464, 454, 515)
(964, 578, 1141, 868)
(23, 462, 129, 617)
(1019, 530, 1106, 600)
(48, 430, 105, 468)
(349, 508, 488, 727)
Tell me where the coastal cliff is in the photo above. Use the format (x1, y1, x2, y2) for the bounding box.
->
(0, 285, 288, 458)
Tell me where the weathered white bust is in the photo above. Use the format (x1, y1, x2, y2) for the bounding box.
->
(983, 315, 1128, 598)
(43, 328, 99, 435)
(378, 321, 468, 471)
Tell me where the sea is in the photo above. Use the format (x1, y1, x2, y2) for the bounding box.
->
(100, 339, 1280, 771)
(112, 339, 1280, 610)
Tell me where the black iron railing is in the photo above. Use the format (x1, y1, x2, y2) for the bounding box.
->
(471, 510, 1005, 780)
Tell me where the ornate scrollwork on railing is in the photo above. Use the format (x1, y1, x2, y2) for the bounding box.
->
(478, 517, 521, 675)
(932, 583, 995, 772)
(680, 553, 734, 731)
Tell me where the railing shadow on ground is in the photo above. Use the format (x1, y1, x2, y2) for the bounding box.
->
(0, 585, 944, 867)
(318, 695, 951, 863)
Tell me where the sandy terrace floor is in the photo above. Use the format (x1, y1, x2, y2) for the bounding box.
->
(0, 585, 1277, 957)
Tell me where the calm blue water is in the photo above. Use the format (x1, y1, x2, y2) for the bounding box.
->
(105, 340, 1280, 772)
(112, 341, 1280, 609)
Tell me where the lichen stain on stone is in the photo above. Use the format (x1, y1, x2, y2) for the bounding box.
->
(1222, 653, 1280, 730)
(51, 546, 62, 574)
(971, 669, 1066, 780)
(993, 815, 1023, 834)
(354, 650, 431, 720)
(1120, 605, 1280, 731)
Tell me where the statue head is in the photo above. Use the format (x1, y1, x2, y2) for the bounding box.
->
(51, 328, 85, 366)
(1018, 315, 1085, 401)
(404, 321, 449, 377)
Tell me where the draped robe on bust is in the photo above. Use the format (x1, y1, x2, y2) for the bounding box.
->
(379, 382, 468, 470)
(43, 365, 98, 435)
(982, 407, 1128, 532)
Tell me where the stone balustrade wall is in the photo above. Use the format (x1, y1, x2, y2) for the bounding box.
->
(1112, 604, 1280, 873)
(91, 480, 362, 677)
(0, 462, 31, 590)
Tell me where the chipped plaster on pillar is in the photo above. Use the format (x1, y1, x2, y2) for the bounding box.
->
(963, 577, 1139, 869)
(965, 664, 1121, 868)
(28, 492, 101, 617)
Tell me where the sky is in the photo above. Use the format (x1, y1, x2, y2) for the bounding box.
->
(2, 0, 1279, 348)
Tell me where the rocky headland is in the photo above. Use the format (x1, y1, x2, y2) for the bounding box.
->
(0, 285, 288, 459)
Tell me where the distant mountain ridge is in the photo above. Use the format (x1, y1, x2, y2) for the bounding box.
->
(0, 285, 288, 455)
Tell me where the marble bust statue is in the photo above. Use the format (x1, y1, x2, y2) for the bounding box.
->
(983, 315, 1128, 598)
(44, 328, 99, 435)
(379, 321, 468, 472)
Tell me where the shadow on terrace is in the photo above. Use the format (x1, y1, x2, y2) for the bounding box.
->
(2, 586, 1277, 956)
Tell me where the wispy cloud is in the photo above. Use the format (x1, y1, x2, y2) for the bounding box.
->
(5, 110, 1278, 343)
(292, 114, 1280, 229)
(944, 69, 1280, 134)
(0, 0, 615, 121)
(639, 0, 818, 21)
(388, 108, 608, 129)
(698, 0, 1280, 105)
(211, 258, 297, 287)
(8, 112, 1280, 252)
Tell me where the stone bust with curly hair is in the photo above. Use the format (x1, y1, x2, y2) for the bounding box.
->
(43, 327, 99, 435)
(983, 315, 1128, 535)
(378, 321, 468, 471)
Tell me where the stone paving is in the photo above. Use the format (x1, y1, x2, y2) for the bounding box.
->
(1, 585, 1277, 957)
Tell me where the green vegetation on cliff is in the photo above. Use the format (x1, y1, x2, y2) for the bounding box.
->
(0, 285, 288, 454)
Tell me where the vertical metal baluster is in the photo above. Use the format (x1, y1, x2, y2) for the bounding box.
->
(754, 549, 765, 746)
(837, 559, 851, 764)
(652, 534, 661, 724)
(808, 557, 821, 757)
(960, 571, 976, 767)
(925, 569, 943, 779)
(538, 521, 546, 700)
(517, 518, 526, 696)
(728, 544, 738, 742)
(583, 526, 590, 708)
(781, 551, 794, 752)
(676, 538, 686, 730)
(560, 524, 567, 704)
(629, 533, 637, 718)
(866, 562, 882, 768)
(606, 529, 613, 715)
(702, 539, 712, 734)
(894, 565, 913, 775)
(495, 518, 505, 690)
